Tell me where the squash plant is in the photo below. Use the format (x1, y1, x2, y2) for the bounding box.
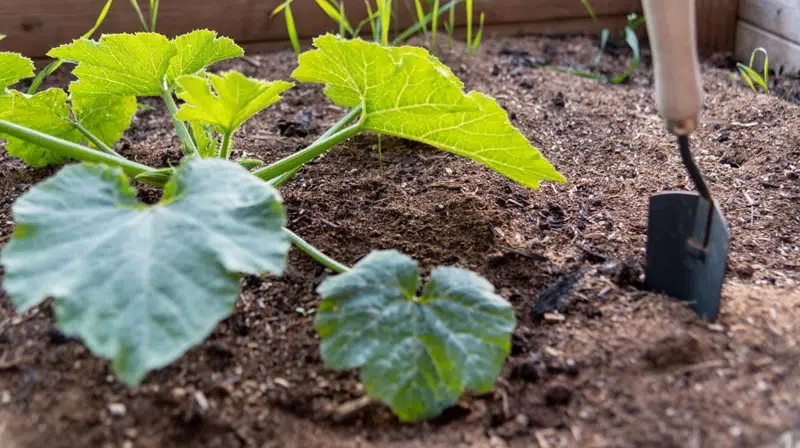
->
(0, 31, 564, 421)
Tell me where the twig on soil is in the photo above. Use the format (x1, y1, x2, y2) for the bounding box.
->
(330, 396, 375, 423)
(672, 359, 727, 375)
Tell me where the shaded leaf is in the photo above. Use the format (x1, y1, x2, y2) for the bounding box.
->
(315, 250, 515, 421)
(48, 33, 176, 96)
(293, 35, 565, 189)
(1, 159, 290, 385)
(175, 71, 293, 134)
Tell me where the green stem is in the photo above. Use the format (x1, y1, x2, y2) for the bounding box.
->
(0, 119, 157, 181)
(72, 121, 121, 158)
(319, 106, 362, 140)
(284, 228, 350, 274)
(220, 131, 234, 160)
(161, 89, 198, 157)
(129, 0, 150, 31)
(253, 123, 361, 181)
(269, 166, 302, 188)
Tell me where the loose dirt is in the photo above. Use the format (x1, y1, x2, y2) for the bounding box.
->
(1, 34, 798, 448)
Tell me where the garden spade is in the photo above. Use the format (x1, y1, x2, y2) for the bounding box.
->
(641, 0, 730, 320)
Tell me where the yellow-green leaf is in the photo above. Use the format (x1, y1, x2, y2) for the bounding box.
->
(175, 71, 293, 134)
(48, 33, 177, 96)
(0, 52, 35, 113)
(2, 89, 77, 167)
(292, 35, 566, 189)
(72, 94, 137, 149)
(166, 30, 244, 86)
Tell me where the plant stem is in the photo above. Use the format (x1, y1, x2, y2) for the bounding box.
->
(319, 106, 362, 140)
(161, 89, 199, 157)
(269, 166, 302, 187)
(284, 228, 350, 274)
(0, 119, 156, 180)
(253, 123, 361, 181)
(220, 131, 234, 160)
(72, 121, 121, 158)
(129, 0, 150, 31)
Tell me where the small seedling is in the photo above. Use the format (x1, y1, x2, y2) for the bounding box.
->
(129, 0, 160, 32)
(295, 307, 317, 317)
(271, 0, 300, 54)
(737, 47, 770, 94)
(315, 0, 354, 37)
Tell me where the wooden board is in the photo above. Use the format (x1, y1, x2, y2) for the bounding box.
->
(0, 0, 736, 58)
(696, 0, 740, 54)
(738, 0, 800, 44)
(0, 0, 639, 58)
(735, 20, 800, 75)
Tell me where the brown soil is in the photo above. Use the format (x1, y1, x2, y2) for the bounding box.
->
(1, 34, 799, 448)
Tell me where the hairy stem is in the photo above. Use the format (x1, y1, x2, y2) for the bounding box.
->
(284, 228, 350, 274)
(72, 121, 121, 158)
(161, 89, 198, 157)
(0, 119, 157, 182)
(220, 131, 234, 160)
(253, 123, 361, 181)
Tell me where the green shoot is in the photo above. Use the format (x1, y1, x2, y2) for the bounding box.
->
(28, 0, 114, 94)
(431, 0, 440, 49)
(129, 0, 150, 31)
(315, 0, 354, 36)
(610, 25, 640, 84)
(595, 28, 609, 65)
(466, 0, 473, 52)
(445, 2, 455, 48)
(363, 1, 380, 41)
(581, 0, 598, 24)
(737, 47, 770, 93)
(338, 1, 347, 37)
(379, 0, 393, 45)
(471, 12, 485, 55)
(414, 0, 428, 37)
(272, 0, 301, 54)
(149, 0, 159, 31)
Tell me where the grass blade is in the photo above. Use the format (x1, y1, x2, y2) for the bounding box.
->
(431, 0, 440, 49)
(413, 0, 428, 36)
(365, 1, 379, 42)
(315, 0, 354, 34)
(286, 5, 301, 53)
(610, 26, 640, 84)
(392, 0, 464, 46)
(149, 0, 160, 31)
(595, 28, 609, 65)
(466, 0, 473, 50)
(128, 0, 150, 31)
(471, 12, 484, 53)
(380, 0, 393, 45)
(581, 0, 598, 24)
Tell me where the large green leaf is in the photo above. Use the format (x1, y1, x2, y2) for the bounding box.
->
(315, 250, 515, 421)
(292, 35, 566, 189)
(48, 33, 177, 96)
(1, 159, 290, 385)
(72, 94, 137, 149)
(175, 71, 293, 134)
(166, 30, 244, 86)
(0, 52, 35, 113)
(1, 89, 78, 167)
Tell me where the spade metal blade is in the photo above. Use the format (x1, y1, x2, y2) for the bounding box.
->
(645, 191, 730, 320)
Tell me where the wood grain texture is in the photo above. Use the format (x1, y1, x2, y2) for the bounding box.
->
(735, 20, 800, 74)
(695, 0, 740, 55)
(739, 0, 800, 44)
(0, 0, 735, 58)
(0, 0, 641, 57)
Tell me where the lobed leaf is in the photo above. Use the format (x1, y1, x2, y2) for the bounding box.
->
(72, 94, 138, 149)
(315, 250, 515, 421)
(0, 52, 35, 113)
(175, 71, 293, 134)
(49, 33, 177, 96)
(1, 89, 78, 167)
(292, 35, 566, 189)
(1, 159, 290, 385)
(166, 30, 244, 86)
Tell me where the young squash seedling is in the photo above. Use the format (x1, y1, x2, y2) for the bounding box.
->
(737, 47, 770, 94)
(0, 31, 565, 421)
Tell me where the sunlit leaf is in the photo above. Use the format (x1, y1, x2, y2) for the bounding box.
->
(166, 30, 244, 86)
(1, 159, 290, 385)
(72, 94, 137, 149)
(293, 35, 566, 188)
(175, 71, 293, 134)
(0, 52, 35, 113)
(48, 33, 177, 96)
